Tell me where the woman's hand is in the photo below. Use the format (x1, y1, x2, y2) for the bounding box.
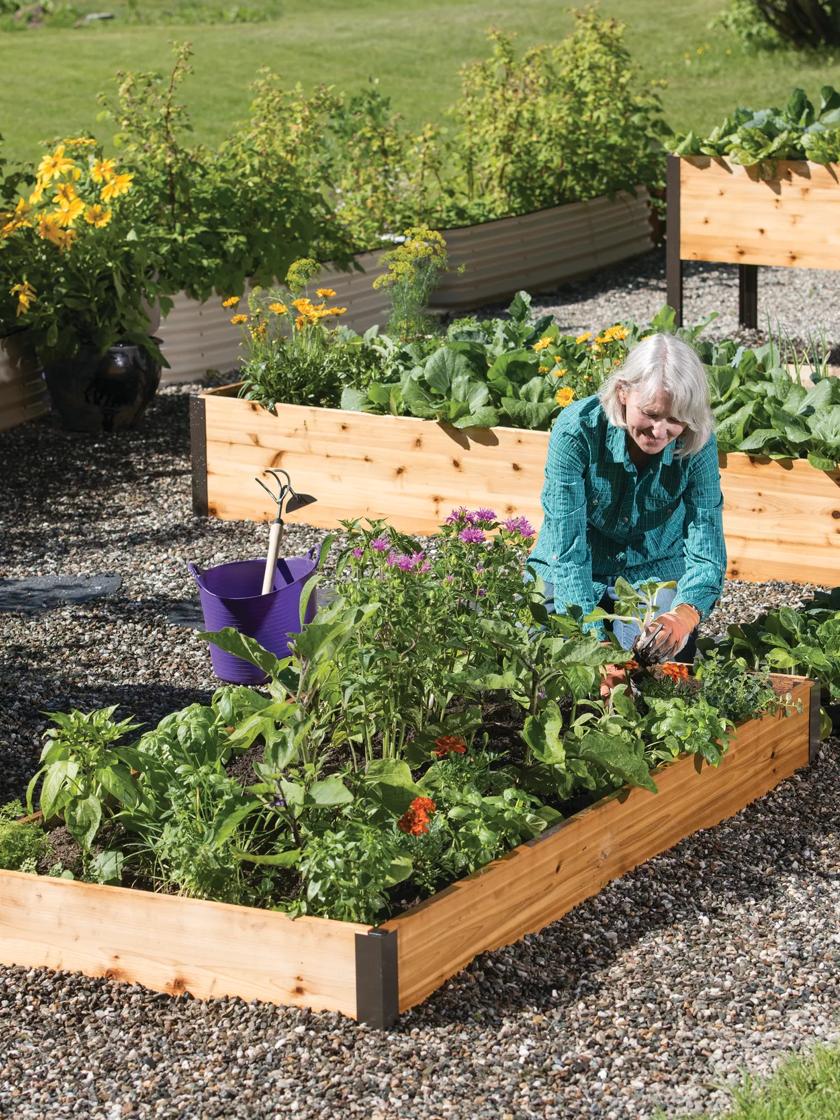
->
(635, 604, 700, 662)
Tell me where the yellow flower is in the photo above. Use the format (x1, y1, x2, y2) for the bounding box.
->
(230, 313, 248, 325)
(37, 145, 80, 183)
(538, 364, 549, 374)
(91, 158, 117, 184)
(28, 181, 45, 205)
(315, 287, 336, 298)
(575, 331, 592, 344)
(292, 297, 314, 312)
(53, 198, 85, 228)
(53, 182, 79, 208)
(533, 337, 551, 352)
(100, 172, 133, 201)
(268, 301, 288, 314)
(222, 296, 240, 308)
(552, 366, 567, 378)
(38, 216, 76, 250)
(84, 204, 112, 228)
(323, 305, 347, 317)
(0, 198, 33, 238)
(65, 137, 98, 148)
(555, 387, 575, 407)
(250, 322, 268, 340)
(595, 324, 629, 346)
(11, 281, 36, 316)
(294, 314, 307, 330)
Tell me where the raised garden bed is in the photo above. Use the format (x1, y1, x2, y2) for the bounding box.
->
(0, 677, 817, 1027)
(191, 388, 840, 586)
(666, 155, 840, 328)
(0, 329, 49, 433)
(160, 191, 652, 384)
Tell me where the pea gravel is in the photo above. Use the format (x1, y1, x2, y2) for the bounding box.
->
(1, 254, 838, 1119)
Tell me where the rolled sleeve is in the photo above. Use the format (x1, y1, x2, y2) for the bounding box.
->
(671, 435, 727, 619)
(530, 423, 600, 624)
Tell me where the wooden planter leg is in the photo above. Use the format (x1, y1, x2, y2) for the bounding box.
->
(809, 682, 823, 764)
(739, 265, 759, 329)
(190, 395, 209, 517)
(666, 155, 683, 326)
(355, 929, 399, 1029)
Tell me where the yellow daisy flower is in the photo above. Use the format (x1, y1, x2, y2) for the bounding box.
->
(268, 302, 288, 314)
(53, 199, 85, 228)
(230, 314, 249, 325)
(538, 364, 549, 374)
(100, 172, 133, 201)
(552, 366, 567, 378)
(555, 387, 575, 407)
(11, 281, 36, 315)
(222, 296, 240, 309)
(532, 337, 551, 352)
(575, 331, 592, 344)
(53, 182, 79, 208)
(91, 158, 117, 184)
(28, 181, 45, 205)
(84, 204, 112, 228)
(315, 287, 336, 298)
(291, 297, 314, 313)
(37, 145, 80, 183)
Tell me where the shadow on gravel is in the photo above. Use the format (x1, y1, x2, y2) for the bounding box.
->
(402, 743, 839, 1030)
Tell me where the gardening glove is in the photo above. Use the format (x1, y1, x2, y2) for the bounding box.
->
(634, 604, 700, 664)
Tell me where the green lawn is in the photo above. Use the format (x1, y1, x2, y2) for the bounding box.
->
(2, 0, 840, 163)
(666, 1041, 840, 1120)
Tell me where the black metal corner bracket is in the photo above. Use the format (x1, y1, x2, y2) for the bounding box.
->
(665, 154, 683, 326)
(355, 928, 399, 1029)
(808, 681, 822, 765)
(190, 394, 209, 517)
(739, 264, 759, 330)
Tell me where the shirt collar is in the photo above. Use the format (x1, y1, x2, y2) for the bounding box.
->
(605, 420, 677, 468)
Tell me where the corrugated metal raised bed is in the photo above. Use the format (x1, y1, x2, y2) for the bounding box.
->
(161, 189, 653, 383)
(0, 330, 49, 433)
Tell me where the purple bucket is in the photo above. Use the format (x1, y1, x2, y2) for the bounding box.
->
(188, 551, 318, 684)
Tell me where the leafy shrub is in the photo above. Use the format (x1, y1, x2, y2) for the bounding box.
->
(0, 819, 46, 870)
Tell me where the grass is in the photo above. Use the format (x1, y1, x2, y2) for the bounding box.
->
(665, 1042, 840, 1120)
(3, 0, 840, 164)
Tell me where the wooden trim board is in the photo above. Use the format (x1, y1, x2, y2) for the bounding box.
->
(0, 680, 813, 1025)
(678, 157, 840, 270)
(196, 389, 840, 585)
(383, 677, 812, 1012)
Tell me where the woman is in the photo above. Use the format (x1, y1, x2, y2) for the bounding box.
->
(528, 333, 726, 666)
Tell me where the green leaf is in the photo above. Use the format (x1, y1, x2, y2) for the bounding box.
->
(66, 794, 102, 851)
(198, 628, 283, 678)
(89, 849, 124, 885)
(307, 776, 353, 807)
(233, 847, 301, 867)
(385, 854, 414, 887)
(96, 763, 138, 809)
(362, 759, 421, 815)
(574, 730, 656, 793)
(212, 800, 261, 847)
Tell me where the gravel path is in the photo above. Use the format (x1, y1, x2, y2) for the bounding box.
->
(1, 260, 838, 1117)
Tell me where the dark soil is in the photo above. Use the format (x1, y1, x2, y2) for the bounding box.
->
(36, 825, 83, 878)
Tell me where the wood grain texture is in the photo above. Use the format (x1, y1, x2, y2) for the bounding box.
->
(0, 873, 369, 1016)
(382, 678, 812, 1013)
(720, 453, 840, 583)
(679, 158, 840, 269)
(200, 390, 840, 584)
(203, 389, 547, 532)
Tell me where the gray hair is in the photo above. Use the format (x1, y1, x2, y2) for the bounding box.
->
(598, 333, 714, 457)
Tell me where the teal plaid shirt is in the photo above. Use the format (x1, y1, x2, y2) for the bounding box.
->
(528, 395, 726, 622)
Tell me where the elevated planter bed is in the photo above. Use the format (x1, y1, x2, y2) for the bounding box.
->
(0, 679, 817, 1026)
(0, 329, 49, 432)
(160, 190, 652, 384)
(191, 388, 840, 585)
(667, 155, 840, 327)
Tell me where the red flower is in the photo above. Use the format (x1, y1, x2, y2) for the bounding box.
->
(398, 796, 436, 836)
(433, 734, 467, 758)
(623, 659, 639, 671)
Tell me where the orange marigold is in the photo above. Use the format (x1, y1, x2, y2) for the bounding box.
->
(398, 795, 436, 836)
(661, 662, 690, 682)
(433, 735, 467, 758)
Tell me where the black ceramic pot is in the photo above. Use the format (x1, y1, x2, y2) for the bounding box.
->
(42, 340, 162, 433)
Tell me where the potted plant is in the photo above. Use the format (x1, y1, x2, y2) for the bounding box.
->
(0, 136, 167, 432)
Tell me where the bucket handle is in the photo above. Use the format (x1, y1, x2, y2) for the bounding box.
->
(187, 561, 203, 581)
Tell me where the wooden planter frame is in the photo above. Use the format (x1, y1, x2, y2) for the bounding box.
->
(0, 679, 819, 1027)
(667, 154, 840, 328)
(191, 389, 840, 586)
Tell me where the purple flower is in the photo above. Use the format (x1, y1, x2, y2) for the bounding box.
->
(351, 547, 364, 558)
(385, 550, 399, 567)
(371, 536, 390, 552)
(459, 527, 486, 544)
(502, 515, 536, 539)
(467, 507, 496, 525)
(446, 507, 468, 524)
(395, 554, 415, 572)
(444, 573, 455, 585)
(476, 587, 486, 598)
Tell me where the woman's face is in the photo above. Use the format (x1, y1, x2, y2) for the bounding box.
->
(618, 385, 687, 456)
